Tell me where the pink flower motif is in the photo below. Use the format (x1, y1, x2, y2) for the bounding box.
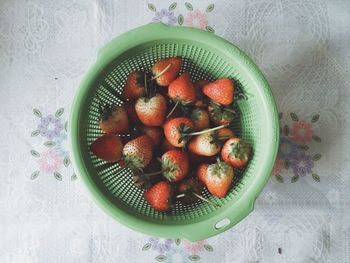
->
(291, 121, 314, 144)
(182, 239, 206, 254)
(37, 150, 62, 174)
(184, 10, 208, 29)
(271, 158, 283, 176)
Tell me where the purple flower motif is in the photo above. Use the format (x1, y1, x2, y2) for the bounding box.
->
(278, 137, 298, 159)
(149, 237, 174, 254)
(152, 9, 177, 25)
(291, 152, 314, 177)
(38, 114, 63, 140)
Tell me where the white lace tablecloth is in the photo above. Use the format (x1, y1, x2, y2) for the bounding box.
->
(1, 0, 350, 262)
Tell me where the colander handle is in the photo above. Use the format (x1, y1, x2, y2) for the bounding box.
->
(179, 199, 255, 241)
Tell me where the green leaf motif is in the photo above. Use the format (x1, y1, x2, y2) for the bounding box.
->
(30, 150, 40, 158)
(298, 145, 309, 151)
(175, 238, 181, 245)
(54, 172, 62, 181)
(290, 112, 299, 122)
(185, 2, 193, 11)
(55, 108, 64, 117)
(189, 255, 200, 261)
(64, 156, 70, 167)
(206, 4, 215, 12)
(155, 255, 167, 262)
(169, 2, 177, 11)
(278, 112, 283, 120)
(30, 171, 40, 180)
(283, 125, 289, 136)
(312, 135, 321, 143)
(311, 114, 320, 123)
(312, 154, 322, 161)
(147, 3, 156, 12)
(291, 175, 299, 183)
(205, 26, 215, 33)
(33, 108, 42, 118)
(178, 14, 184, 25)
(31, 130, 40, 137)
(275, 174, 284, 183)
(312, 173, 320, 182)
(204, 244, 213, 251)
(44, 141, 56, 147)
(283, 159, 290, 170)
(71, 173, 78, 181)
(142, 243, 151, 251)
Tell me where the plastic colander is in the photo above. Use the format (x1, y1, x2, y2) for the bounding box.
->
(69, 23, 279, 241)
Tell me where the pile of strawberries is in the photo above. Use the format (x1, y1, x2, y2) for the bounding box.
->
(90, 57, 251, 212)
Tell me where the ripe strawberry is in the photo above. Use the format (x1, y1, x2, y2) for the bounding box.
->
(122, 71, 146, 100)
(196, 163, 209, 186)
(168, 73, 197, 104)
(124, 101, 140, 125)
(203, 78, 234, 105)
(161, 150, 189, 182)
(135, 93, 167, 126)
(161, 139, 180, 152)
(90, 134, 123, 162)
(152, 57, 182, 87)
(190, 108, 210, 131)
(144, 181, 173, 212)
(163, 117, 194, 147)
(208, 101, 236, 125)
(139, 126, 163, 149)
(216, 128, 235, 140)
(99, 105, 129, 134)
(221, 138, 251, 168)
(122, 135, 153, 172)
(188, 132, 221, 157)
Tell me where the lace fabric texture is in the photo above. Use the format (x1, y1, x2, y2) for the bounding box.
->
(0, 0, 349, 262)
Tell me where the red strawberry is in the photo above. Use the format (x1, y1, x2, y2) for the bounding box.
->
(203, 78, 234, 105)
(122, 71, 146, 100)
(99, 105, 129, 134)
(163, 117, 194, 147)
(208, 101, 236, 125)
(135, 93, 167, 126)
(168, 73, 197, 104)
(161, 150, 189, 182)
(190, 108, 210, 131)
(144, 181, 173, 212)
(122, 135, 153, 172)
(124, 101, 140, 125)
(217, 128, 235, 140)
(221, 138, 251, 168)
(152, 57, 182, 87)
(139, 126, 163, 149)
(196, 163, 209, 186)
(188, 132, 221, 157)
(197, 160, 234, 198)
(91, 134, 123, 162)
(161, 139, 180, 152)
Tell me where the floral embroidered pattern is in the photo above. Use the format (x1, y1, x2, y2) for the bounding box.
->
(30, 108, 75, 181)
(142, 237, 213, 262)
(272, 112, 322, 183)
(147, 2, 215, 33)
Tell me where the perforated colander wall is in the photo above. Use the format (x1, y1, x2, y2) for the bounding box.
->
(83, 42, 262, 222)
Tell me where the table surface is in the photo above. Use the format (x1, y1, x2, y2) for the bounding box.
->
(1, 0, 350, 262)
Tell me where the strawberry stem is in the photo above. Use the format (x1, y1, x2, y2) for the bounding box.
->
(186, 124, 228, 136)
(166, 100, 179, 119)
(176, 194, 186, 198)
(192, 193, 219, 207)
(151, 64, 172, 80)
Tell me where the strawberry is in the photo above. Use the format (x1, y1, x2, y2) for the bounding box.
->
(203, 78, 234, 105)
(208, 101, 236, 125)
(139, 126, 163, 149)
(161, 139, 180, 152)
(168, 73, 197, 104)
(198, 159, 234, 198)
(135, 93, 167, 126)
(196, 163, 209, 186)
(124, 101, 140, 125)
(122, 71, 146, 100)
(152, 57, 182, 87)
(99, 105, 129, 134)
(190, 108, 210, 131)
(188, 132, 221, 157)
(122, 135, 153, 172)
(144, 181, 173, 212)
(163, 117, 194, 147)
(90, 134, 123, 162)
(221, 138, 251, 168)
(217, 128, 235, 140)
(161, 150, 189, 182)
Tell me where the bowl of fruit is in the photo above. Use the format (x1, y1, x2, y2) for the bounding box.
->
(69, 23, 279, 241)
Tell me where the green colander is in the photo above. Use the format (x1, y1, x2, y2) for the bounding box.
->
(69, 23, 279, 241)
